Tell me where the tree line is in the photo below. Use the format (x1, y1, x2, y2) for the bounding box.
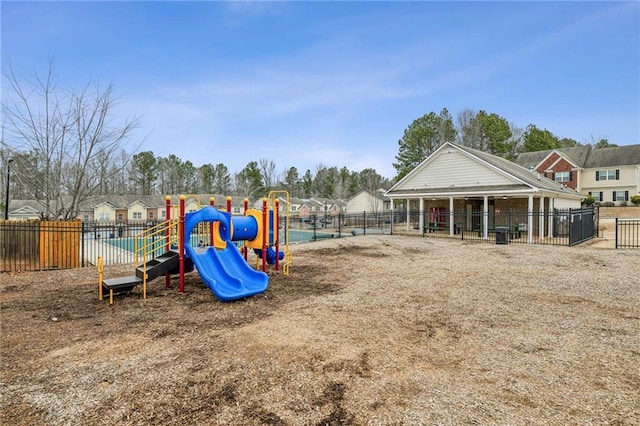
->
(0, 63, 392, 219)
(1, 64, 617, 220)
(394, 107, 616, 180)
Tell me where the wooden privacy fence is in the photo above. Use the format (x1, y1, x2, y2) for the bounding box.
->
(1, 220, 81, 272)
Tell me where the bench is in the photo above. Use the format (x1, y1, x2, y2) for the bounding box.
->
(425, 222, 461, 234)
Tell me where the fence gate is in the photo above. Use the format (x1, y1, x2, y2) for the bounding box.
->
(568, 207, 596, 246)
(39, 220, 81, 269)
(615, 219, 640, 249)
(1, 220, 81, 272)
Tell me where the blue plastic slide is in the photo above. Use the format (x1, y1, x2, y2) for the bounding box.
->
(184, 207, 268, 301)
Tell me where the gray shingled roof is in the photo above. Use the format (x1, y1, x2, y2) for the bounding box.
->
(515, 144, 640, 169)
(583, 145, 640, 168)
(454, 144, 583, 196)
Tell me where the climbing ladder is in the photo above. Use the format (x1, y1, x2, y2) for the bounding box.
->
(98, 219, 179, 304)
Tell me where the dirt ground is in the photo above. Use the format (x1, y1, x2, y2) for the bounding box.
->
(1, 235, 639, 425)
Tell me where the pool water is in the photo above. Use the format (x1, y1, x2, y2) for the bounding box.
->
(104, 229, 335, 253)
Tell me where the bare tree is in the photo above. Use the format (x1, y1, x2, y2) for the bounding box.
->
(457, 108, 483, 150)
(258, 158, 277, 192)
(506, 122, 524, 160)
(2, 60, 143, 219)
(360, 168, 385, 214)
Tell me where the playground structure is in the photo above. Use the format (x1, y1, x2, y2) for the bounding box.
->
(98, 192, 292, 304)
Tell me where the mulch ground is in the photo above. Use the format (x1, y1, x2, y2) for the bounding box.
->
(1, 235, 639, 425)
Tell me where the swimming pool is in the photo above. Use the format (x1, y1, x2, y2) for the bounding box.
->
(103, 229, 336, 253)
(103, 236, 170, 253)
(285, 229, 335, 243)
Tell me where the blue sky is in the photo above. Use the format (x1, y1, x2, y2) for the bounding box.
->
(2, 1, 639, 180)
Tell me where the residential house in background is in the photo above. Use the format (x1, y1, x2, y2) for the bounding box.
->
(516, 144, 640, 205)
(346, 189, 391, 214)
(6, 194, 353, 223)
(5, 200, 43, 221)
(287, 197, 307, 220)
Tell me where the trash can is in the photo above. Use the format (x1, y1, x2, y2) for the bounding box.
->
(495, 226, 509, 245)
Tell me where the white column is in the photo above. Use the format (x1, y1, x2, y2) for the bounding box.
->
(419, 198, 425, 233)
(483, 195, 489, 240)
(539, 196, 545, 240)
(527, 195, 534, 243)
(449, 197, 455, 236)
(390, 199, 395, 234)
(548, 197, 554, 237)
(405, 199, 411, 231)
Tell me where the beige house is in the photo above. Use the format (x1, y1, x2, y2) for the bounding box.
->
(346, 189, 390, 214)
(126, 200, 153, 222)
(94, 201, 119, 222)
(7, 203, 41, 221)
(385, 142, 584, 242)
(516, 144, 640, 205)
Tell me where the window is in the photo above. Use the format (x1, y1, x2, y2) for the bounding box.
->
(161, 211, 166, 218)
(554, 171, 571, 182)
(83, 214, 89, 221)
(99, 213, 109, 221)
(133, 212, 142, 219)
(148, 212, 154, 219)
(589, 191, 603, 202)
(613, 191, 629, 202)
(596, 170, 619, 181)
(118, 213, 123, 221)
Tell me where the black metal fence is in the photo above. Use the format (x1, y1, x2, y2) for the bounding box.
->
(291, 212, 392, 240)
(1, 207, 600, 272)
(357, 207, 598, 247)
(615, 218, 640, 249)
(0, 221, 162, 272)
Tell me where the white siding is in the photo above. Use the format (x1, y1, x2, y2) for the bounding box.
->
(553, 198, 581, 209)
(95, 204, 115, 221)
(128, 202, 146, 221)
(580, 165, 639, 193)
(395, 150, 516, 191)
(346, 192, 382, 213)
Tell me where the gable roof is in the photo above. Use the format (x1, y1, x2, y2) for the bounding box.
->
(6, 199, 45, 214)
(515, 144, 640, 170)
(387, 142, 583, 199)
(288, 197, 305, 205)
(348, 189, 389, 202)
(583, 145, 640, 168)
(10, 205, 41, 215)
(515, 146, 591, 170)
(457, 144, 583, 194)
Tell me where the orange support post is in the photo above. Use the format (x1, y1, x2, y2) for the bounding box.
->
(243, 198, 249, 261)
(165, 195, 172, 288)
(262, 198, 267, 273)
(209, 197, 215, 247)
(275, 199, 280, 272)
(179, 195, 186, 293)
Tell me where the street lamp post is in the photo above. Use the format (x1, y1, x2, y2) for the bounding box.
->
(4, 159, 13, 221)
